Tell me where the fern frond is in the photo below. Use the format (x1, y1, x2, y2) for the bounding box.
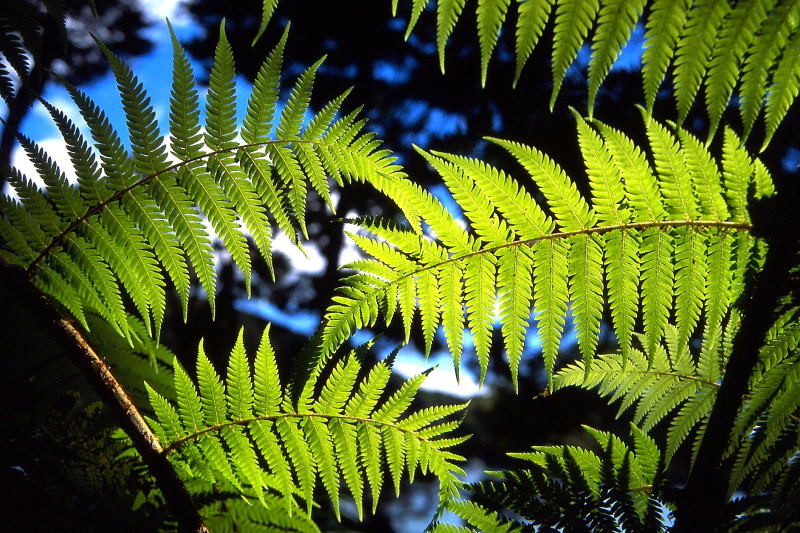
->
(554, 325, 724, 463)
(435, 425, 668, 530)
(150, 325, 468, 520)
(324, 115, 762, 384)
(1, 24, 413, 339)
(727, 311, 800, 494)
(762, 27, 800, 150)
(739, 0, 800, 139)
(392, 0, 800, 144)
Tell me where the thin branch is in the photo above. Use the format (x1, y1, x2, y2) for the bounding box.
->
(162, 410, 461, 455)
(347, 220, 751, 292)
(1, 257, 208, 533)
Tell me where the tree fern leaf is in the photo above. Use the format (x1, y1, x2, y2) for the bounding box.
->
(739, 0, 800, 138)
(254, 325, 283, 416)
(678, 128, 729, 221)
(575, 113, 629, 226)
(318, 356, 361, 415)
(550, 0, 600, 110)
(243, 25, 288, 144)
(513, 0, 554, 86)
(439, 261, 466, 379)
(490, 137, 596, 231)
(762, 28, 800, 150)
(666, 388, 715, 462)
(253, 0, 279, 45)
(569, 234, 604, 368)
(405, 0, 430, 40)
(642, 0, 692, 113)
(226, 330, 254, 421)
(533, 238, 570, 380)
(604, 230, 640, 357)
(99, 41, 191, 323)
(464, 254, 497, 384)
(358, 422, 384, 513)
(640, 228, 673, 356)
(304, 417, 340, 518)
(277, 417, 316, 510)
(418, 269, 441, 357)
(721, 128, 754, 223)
(476, 0, 511, 87)
(598, 123, 666, 221)
(673, 0, 732, 123)
(646, 116, 698, 220)
(437, 0, 467, 72)
(588, 0, 646, 112)
(674, 228, 707, 345)
(436, 152, 554, 238)
(705, 0, 773, 140)
(331, 417, 364, 516)
(704, 232, 733, 344)
(422, 150, 511, 245)
(497, 245, 534, 389)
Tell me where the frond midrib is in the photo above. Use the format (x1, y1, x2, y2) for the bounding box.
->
(162, 410, 445, 455)
(24, 137, 350, 277)
(353, 218, 751, 290)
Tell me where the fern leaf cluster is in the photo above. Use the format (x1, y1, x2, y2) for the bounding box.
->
(146, 325, 468, 521)
(431, 425, 665, 532)
(727, 306, 800, 495)
(0, 24, 411, 340)
(323, 114, 769, 387)
(554, 323, 731, 463)
(390, 0, 800, 146)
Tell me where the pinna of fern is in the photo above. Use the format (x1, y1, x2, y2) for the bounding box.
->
(429, 424, 666, 532)
(146, 324, 469, 522)
(322, 112, 773, 388)
(0, 21, 416, 341)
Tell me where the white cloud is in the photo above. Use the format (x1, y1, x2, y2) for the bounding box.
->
(136, 0, 189, 24)
(10, 138, 77, 190)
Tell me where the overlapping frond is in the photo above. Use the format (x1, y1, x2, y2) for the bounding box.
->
(554, 324, 729, 463)
(0, 23, 412, 340)
(390, 0, 800, 146)
(322, 116, 768, 386)
(727, 306, 800, 495)
(432, 425, 666, 531)
(147, 325, 468, 521)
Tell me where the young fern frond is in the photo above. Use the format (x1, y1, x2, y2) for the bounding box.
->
(147, 325, 469, 521)
(0, 23, 413, 340)
(433, 425, 666, 531)
(322, 115, 769, 387)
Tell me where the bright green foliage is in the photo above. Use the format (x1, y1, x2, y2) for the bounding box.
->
(390, 0, 800, 146)
(321, 116, 769, 387)
(0, 24, 412, 340)
(434, 426, 666, 531)
(147, 326, 468, 521)
(554, 324, 727, 463)
(727, 306, 800, 495)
